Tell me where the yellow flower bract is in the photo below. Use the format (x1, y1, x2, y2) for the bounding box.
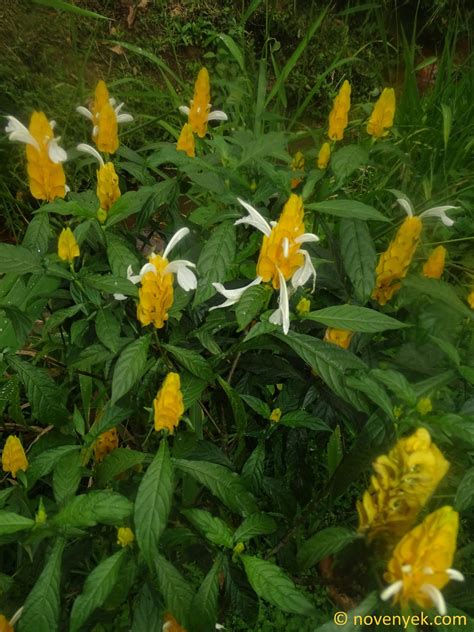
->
(117, 527, 135, 548)
(357, 428, 449, 541)
(163, 613, 187, 632)
(188, 67, 211, 138)
(176, 123, 195, 158)
(137, 254, 174, 329)
(468, 290, 474, 309)
(97, 162, 121, 211)
(93, 427, 119, 463)
(317, 142, 331, 169)
(92, 80, 119, 154)
(328, 80, 351, 141)
(0, 614, 13, 632)
(257, 194, 305, 289)
(324, 327, 353, 349)
(372, 216, 422, 305)
(154, 372, 184, 434)
(26, 111, 66, 202)
(367, 87, 396, 139)
(2, 435, 28, 478)
(422, 245, 446, 279)
(58, 227, 80, 263)
(384, 506, 459, 610)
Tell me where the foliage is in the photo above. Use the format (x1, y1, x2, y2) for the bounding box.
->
(0, 4, 474, 632)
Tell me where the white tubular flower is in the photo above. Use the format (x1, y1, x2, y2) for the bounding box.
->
(5, 115, 67, 164)
(269, 269, 290, 335)
(235, 198, 272, 236)
(47, 137, 67, 163)
(5, 116, 39, 150)
(210, 277, 263, 310)
(76, 99, 133, 126)
(396, 194, 457, 226)
(77, 142, 104, 166)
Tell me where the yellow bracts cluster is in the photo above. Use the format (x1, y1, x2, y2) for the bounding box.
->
(290, 151, 305, 189)
(176, 123, 195, 158)
(324, 327, 353, 349)
(328, 80, 351, 141)
(367, 88, 396, 139)
(372, 216, 422, 305)
(96, 162, 121, 211)
(58, 227, 80, 263)
(2, 435, 28, 478)
(357, 428, 449, 542)
(0, 614, 13, 632)
(422, 245, 446, 279)
(137, 254, 174, 329)
(153, 372, 184, 434)
(163, 613, 187, 632)
(382, 506, 463, 615)
(93, 427, 119, 463)
(468, 290, 474, 309)
(257, 194, 306, 289)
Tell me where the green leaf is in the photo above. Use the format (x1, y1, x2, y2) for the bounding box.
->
(455, 468, 474, 511)
(403, 277, 473, 318)
(111, 336, 150, 404)
(429, 335, 461, 367)
(331, 145, 369, 184)
(297, 527, 357, 571)
(370, 369, 417, 406)
(153, 555, 194, 628)
(275, 331, 367, 411)
(32, 0, 109, 20)
(235, 285, 268, 330)
(52, 491, 133, 528)
(38, 198, 97, 218)
(218, 33, 245, 71)
(95, 448, 146, 487)
(241, 442, 265, 493)
(340, 218, 376, 303)
(346, 374, 394, 420)
(42, 304, 84, 336)
(241, 555, 315, 616)
(190, 556, 222, 632)
(194, 221, 236, 306)
(0, 244, 43, 275)
(173, 459, 257, 516)
(27, 445, 80, 487)
(182, 509, 234, 548)
(304, 305, 407, 332)
(22, 213, 51, 256)
(53, 451, 82, 505)
(307, 199, 389, 222)
(327, 425, 343, 477)
(314, 592, 379, 632)
(85, 274, 138, 297)
(217, 377, 248, 438)
(132, 584, 162, 632)
(69, 550, 127, 632)
(95, 309, 121, 353)
(234, 513, 277, 543)
(240, 395, 271, 419)
(0, 511, 35, 535)
(6, 356, 68, 426)
(279, 411, 329, 432)
(106, 233, 140, 278)
(135, 440, 174, 559)
(162, 344, 214, 383)
(18, 538, 65, 632)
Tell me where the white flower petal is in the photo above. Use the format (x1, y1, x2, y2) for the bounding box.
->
(179, 105, 190, 116)
(76, 105, 94, 121)
(295, 232, 320, 244)
(48, 138, 67, 164)
(421, 584, 447, 615)
(65, 184, 70, 193)
(207, 110, 228, 122)
(93, 125, 99, 136)
(420, 205, 457, 227)
(270, 269, 290, 335)
(117, 113, 134, 124)
(77, 143, 104, 166)
(163, 227, 190, 259)
(165, 260, 197, 291)
(291, 250, 316, 291)
(113, 293, 127, 301)
(49, 120, 57, 129)
(109, 97, 117, 106)
(126, 265, 141, 285)
(235, 198, 272, 236)
(5, 116, 40, 150)
(209, 277, 262, 310)
(447, 568, 465, 582)
(380, 580, 403, 601)
(139, 262, 157, 278)
(282, 237, 289, 258)
(397, 197, 414, 217)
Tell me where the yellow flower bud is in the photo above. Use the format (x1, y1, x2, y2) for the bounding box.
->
(422, 245, 446, 279)
(26, 111, 66, 202)
(372, 216, 422, 305)
(2, 435, 28, 478)
(324, 327, 353, 349)
(269, 408, 282, 423)
(328, 80, 351, 141)
(58, 227, 80, 263)
(317, 142, 331, 169)
(117, 526, 135, 548)
(290, 151, 305, 189)
(153, 372, 184, 434)
(416, 397, 433, 416)
(176, 122, 195, 158)
(468, 290, 474, 309)
(93, 427, 119, 463)
(367, 87, 396, 139)
(296, 297, 311, 315)
(232, 541, 245, 561)
(96, 162, 120, 211)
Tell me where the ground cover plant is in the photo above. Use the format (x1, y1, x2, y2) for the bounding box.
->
(0, 2, 474, 631)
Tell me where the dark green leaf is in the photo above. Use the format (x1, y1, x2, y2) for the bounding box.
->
(235, 285, 268, 330)
(153, 555, 194, 628)
(85, 274, 138, 297)
(331, 145, 369, 184)
(27, 445, 80, 487)
(95, 309, 121, 353)
(95, 448, 146, 487)
(340, 218, 376, 303)
(52, 491, 133, 528)
(455, 468, 474, 511)
(111, 336, 150, 404)
(0, 511, 35, 535)
(163, 344, 214, 382)
(53, 451, 82, 505)
(42, 304, 84, 336)
(234, 513, 277, 543)
(190, 556, 222, 632)
(182, 509, 234, 548)
(194, 221, 236, 306)
(304, 305, 407, 332)
(22, 213, 51, 256)
(297, 527, 357, 571)
(307, 200, 389, 222)
(0, 244, 43, 275)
